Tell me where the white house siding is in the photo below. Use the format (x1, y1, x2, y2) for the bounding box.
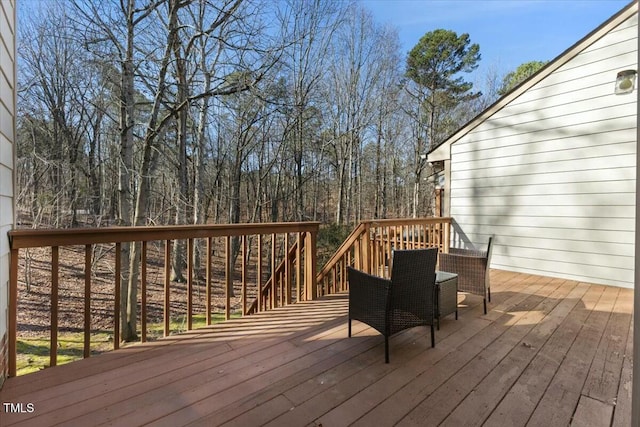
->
(0, 0, 15, 384)
(449, 12, 638, 288)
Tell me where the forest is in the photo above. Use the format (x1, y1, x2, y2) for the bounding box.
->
(15, 0, 514, 232)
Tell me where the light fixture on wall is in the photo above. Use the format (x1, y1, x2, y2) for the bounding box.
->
(615, 69, 637, 94)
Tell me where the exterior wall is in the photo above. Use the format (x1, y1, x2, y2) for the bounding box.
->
(449, 12, 638, 288)
(0, 0, 16, 386)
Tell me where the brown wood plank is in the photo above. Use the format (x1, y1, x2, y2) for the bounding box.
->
(310, 273, 555, 427)
(526, 285, 620, 426)
(582, 287, 633, 405)
(312, 273, 531, 427)
(3, 298, 350, 426)
(105, 317, 353, 426)
(396, 276, 566, 426)
(612, 316, 634, 427)
(571, 395, 614, 426)
(440, 280, 589, 426)
(1, 271, 632, 427)
(217, 395, 295, 427)
(44, 298, 349, 424)
(296, 307, 486, 427)
(5, 298, 346, 399)
(350, 271, 545, 427)
(189, 322, 380, 426)
(482, 282, 604, 427)
(263, 328, 441, 427)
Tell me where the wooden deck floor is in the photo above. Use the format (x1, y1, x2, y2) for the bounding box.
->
(0, 270, 634, 426)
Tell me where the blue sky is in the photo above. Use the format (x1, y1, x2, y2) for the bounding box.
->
(361, 0, 632, 79)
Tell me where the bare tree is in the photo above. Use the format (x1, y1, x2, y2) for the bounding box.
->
(323, 4, 388, 224)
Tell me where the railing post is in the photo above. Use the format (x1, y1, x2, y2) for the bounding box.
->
(9, 247, 18, 377)
(362, 222, 371, 274)
(304, 228, 317, 300)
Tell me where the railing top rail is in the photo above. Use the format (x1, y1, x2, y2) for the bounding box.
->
(363, 217, 452, 227)
(317, 223, 367, 280)
(9, 221, 321, 249)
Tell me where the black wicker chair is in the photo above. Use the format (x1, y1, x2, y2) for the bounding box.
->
(439, 237, 493, 315)
(347, 248, 438, 363)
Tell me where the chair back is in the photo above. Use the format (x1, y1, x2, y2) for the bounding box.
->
(390, 248, 438, 317)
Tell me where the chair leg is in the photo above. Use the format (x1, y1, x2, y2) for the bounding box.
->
(430, 324, 435, 348)
(385, 337, 389, 363)
(348, 318, 352, 337)
(488, 286, 491, 302)
(483, 298, 487, 315)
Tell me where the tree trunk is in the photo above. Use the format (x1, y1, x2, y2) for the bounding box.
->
(118, 0, 136, 342)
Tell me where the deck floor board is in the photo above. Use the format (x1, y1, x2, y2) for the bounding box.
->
(0, 270, 633, 427)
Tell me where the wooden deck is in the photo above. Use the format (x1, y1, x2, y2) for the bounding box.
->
(0, 270, 633, 426)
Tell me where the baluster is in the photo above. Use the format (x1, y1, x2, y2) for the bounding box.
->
(164, 240, 171, 337)
(242, 235, 247, 315)
(257, 234, 263, 312)
(206, 237, 212, 324)
(114, 243, 121, 349)
(51, 246, 59, 367)
(296, 232, 302, 303)
(225, 235, 232, 320)
(187, 238, 193, 329)
(285, 233, 291, 305)
(84, 244, 91, 357)
(141, 241, 147, 342)
(271, 233, 276, 308)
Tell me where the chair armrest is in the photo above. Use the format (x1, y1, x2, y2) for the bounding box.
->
(347, 267, 391, 334)
(348, 267, 391, 308)
(439, 252, 488, 297)
(448, 247, 487, 258)
(440, 252, 488, 274)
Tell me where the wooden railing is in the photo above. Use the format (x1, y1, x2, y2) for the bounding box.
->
(316, 218, 451, 295)
(6, 217, 450, 377)
(245, 233, 308, 315)
(7, 222, 319, 377)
